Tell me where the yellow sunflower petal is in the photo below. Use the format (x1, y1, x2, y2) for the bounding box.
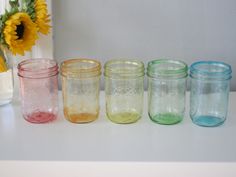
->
(0, 56, 8, 72)
(34, 0, 51, 35)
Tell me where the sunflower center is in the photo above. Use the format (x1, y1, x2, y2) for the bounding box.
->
(16, 22, 25, 39)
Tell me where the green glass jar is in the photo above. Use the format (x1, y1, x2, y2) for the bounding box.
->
(104, 60, 144, 124)
(147, 59, 188, 125)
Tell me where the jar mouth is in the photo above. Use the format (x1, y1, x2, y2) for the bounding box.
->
(190, 61, 232, 80)
(18, 59, 58, 79)
(147, 59, 188, 78)
(104, 59, 144, 78)
(60, 58, 101, 78)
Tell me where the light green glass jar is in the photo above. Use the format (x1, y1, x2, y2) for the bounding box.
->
(147, 59, 188, 125)
(104, 60, 144, 124)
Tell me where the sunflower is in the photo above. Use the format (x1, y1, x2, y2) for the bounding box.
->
(3, 12, 38, 56)
(34, 0, 51, 34)
(0, 56, 7, 72)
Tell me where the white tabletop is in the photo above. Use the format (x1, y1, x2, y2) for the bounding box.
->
(0, 91, 236, 176)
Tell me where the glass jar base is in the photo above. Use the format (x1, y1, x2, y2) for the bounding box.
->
(149, 113, 183, 125)
(65, 113, 98, 123)
(24, 111, 57, 124)
(107, 112, 141, 124)
(191, 115, 225, 127)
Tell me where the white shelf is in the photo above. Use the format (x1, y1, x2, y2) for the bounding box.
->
(0, 92, 236, 177)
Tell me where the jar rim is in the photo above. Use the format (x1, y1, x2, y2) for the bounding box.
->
(17, 59, 58, 79)
(190, 61, 232, 80)
(60, 58, 101, 77)
(147, 59, 188, 78)
(104, 59, 144, 78)
(18, 58, 58, 72)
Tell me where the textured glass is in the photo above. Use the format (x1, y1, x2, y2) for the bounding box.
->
(18, 59, 59, 123)
(104, 60, 144, 124)
(61, 59, 101, 123)
(147, 59, 188, 125)
(190, 61, 232, 127)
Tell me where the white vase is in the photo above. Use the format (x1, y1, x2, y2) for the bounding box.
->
(2, 49, 31, 104)
(0, 69, 13, 105)
(0, 49, 13, 106)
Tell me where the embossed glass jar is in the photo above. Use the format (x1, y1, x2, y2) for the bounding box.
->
(190, 61, 232, 127)
(104, 60, 144, 124)
(61, 59, 101, 123)
(147, 59, 188, 125)
(18, 59, 59, 123)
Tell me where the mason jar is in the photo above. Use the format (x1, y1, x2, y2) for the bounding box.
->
(147, 59, 188, 125)
(61, 59, 101, 123)
(18, 59, 59, 123)
(190, 61, 232, 127)
(104, 59, 144, 124)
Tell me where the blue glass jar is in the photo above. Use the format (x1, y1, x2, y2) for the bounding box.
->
(190, 61, 232, 127)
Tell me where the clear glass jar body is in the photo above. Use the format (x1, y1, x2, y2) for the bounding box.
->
(147, 59, 188, 125)
(190, 61, 232, 127)
(18, 59, 59, 123)
(105, 60, 144, 124)
(61, 59, 101, 123)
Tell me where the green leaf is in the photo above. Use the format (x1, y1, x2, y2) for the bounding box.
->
(9, 0, 19, 8)
(22, 0, 36, 21)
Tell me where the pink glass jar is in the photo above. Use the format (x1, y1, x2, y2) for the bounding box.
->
(18, 59, 59, 123)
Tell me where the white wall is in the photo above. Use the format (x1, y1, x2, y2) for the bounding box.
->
(53, 0, 236, 90)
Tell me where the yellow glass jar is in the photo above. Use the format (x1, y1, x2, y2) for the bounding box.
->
(61, 59, 101, 123)
(104, 60, 144, 124)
